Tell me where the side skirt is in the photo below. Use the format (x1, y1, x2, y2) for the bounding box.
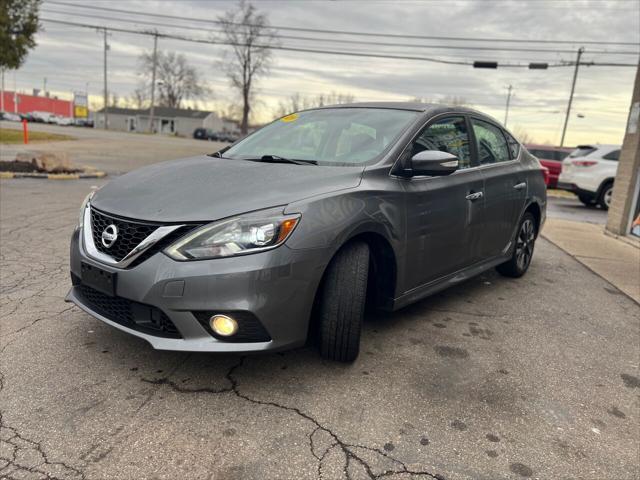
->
(389, 254, 509, 311)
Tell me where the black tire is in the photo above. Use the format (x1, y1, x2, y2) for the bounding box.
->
(598, 182, 613, 210)
(496, 212, 537, 278)
(578, 194, 595, 206)
(318, 241, 369, 362)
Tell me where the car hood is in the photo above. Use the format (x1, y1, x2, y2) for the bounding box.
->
(91, 156, 364, 222)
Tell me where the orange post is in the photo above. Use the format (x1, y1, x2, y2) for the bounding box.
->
(22, 119, 28, 144)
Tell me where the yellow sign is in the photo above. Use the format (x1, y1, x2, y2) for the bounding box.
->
(74, 105, 88, 118)
(281, 113, 299, 123)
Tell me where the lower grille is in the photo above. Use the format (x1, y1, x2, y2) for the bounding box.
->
(76, 283, 182, 339)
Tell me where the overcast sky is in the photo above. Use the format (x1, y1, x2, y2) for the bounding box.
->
(8, 0, 640, 145)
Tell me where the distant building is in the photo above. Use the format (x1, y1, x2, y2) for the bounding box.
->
(94, 106, 226, 137)
(1, 90, 74, 116)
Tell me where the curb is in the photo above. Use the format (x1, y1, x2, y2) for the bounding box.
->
(0, 171, 107, 180)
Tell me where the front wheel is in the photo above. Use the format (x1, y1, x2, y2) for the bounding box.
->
(496, 212, 536, 278)
(317, 242, 369, 362)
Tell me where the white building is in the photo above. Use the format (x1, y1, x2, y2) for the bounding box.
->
(94, 107, 224, 137)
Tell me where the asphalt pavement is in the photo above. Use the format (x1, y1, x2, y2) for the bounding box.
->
(0, 130, 638, 479)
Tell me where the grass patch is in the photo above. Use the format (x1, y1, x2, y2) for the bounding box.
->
(0, 128, 76, 144)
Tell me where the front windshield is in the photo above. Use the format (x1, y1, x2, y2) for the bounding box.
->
(223, 108, 419, 166)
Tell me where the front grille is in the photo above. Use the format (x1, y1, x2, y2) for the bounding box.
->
(193, 311, 271, 343)
(76, 283, 182, 338)
(91, 208, 160, 262)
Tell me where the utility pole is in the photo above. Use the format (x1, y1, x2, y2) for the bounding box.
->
(504, 84, 513, 127)
(43, 77, 47, 95)
(560, 47, 584, 147)
(1, 68, 4, 112)
(148, 31, 158, 134)
(102, 27, 109, 130)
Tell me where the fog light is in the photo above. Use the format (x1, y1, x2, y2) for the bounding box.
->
(210, 314, 238, 337)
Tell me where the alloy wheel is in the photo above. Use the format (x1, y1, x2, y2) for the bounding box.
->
(604, 187, 613, 208)
(515, 219, 535, 271)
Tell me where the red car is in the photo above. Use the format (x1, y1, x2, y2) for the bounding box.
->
(525, 144, 573, 188)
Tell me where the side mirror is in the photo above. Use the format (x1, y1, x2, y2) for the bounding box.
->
(410, 150, 459, 176)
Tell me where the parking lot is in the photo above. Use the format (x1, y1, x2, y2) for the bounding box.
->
(0, 128, 638, 480)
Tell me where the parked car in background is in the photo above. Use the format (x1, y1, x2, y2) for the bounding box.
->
(20, 113, 36, 122)
(74, 118, 94, 128)
(0, 111, 22, 122)
(193, 128, 213, 140)
(557, 144, 620, 209)
(525, 144, 572, 188)
(54, 116, 74, 126)
(31, 111, 54, 123)
(68, 103, 546, 362)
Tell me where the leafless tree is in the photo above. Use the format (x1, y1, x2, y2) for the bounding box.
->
(138, 50, 206, 109)
(126, 85, 149, 109)
(511, 125, 534, 144)
(275, 92, 355, 117)
(217, 1, 277, 134)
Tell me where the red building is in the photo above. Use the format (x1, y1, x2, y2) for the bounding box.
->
(1, 91, 74, 117)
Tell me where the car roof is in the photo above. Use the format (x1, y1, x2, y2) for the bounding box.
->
(313, 101, 483, 115)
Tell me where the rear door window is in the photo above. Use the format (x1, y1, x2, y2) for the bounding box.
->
(471, 119, 510, 165)
(504, 131, 520, 159)
(570, 146, 596, 158)
(602, 149, 620, 161)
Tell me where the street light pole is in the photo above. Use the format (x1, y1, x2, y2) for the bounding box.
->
(148, 31, 158, 134)
(504, 84, 513, 127)
(560, 47, 584, 147)
(103, 27, 109, 130)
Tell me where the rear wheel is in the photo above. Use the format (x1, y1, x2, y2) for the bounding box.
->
(598, 183, 613, 210)
(496, 212, 536, 278)
(318, 242, 369, 362)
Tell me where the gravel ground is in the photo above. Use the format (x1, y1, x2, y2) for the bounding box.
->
(0, 178, 638, 480)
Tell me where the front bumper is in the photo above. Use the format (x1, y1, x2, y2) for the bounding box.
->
(67, 228, 328, 352)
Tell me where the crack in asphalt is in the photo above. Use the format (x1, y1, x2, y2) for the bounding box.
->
(142, 357, 445, 480)
(0, 408, 85, 480)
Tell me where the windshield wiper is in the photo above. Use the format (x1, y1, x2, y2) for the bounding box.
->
(250, 155, 317, 166)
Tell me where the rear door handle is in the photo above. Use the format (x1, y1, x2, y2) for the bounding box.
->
(466, 191, 483, 201)
(513, 182, 527, 190)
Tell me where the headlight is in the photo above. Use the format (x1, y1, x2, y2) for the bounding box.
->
(164, 210, 301, 260)
(78, 191, 95, 228)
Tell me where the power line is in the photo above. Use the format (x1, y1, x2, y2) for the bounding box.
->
(46, 0, 640, 46)
(39, 18, 639, 68)
(40, 7, 640, 56)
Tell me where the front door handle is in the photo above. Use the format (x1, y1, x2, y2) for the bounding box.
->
(466, 191, 484, 201)
(513, 182, 527, 190)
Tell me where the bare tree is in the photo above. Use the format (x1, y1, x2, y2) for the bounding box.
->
(217, 1, 277, 134)
(138, 50, 206, 109)
(275, 91, 355, 117)
(511, 125, 535, 144)
(126, 85, 149, 109)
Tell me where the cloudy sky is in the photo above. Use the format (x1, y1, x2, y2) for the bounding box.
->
(9, 0, 640, 145)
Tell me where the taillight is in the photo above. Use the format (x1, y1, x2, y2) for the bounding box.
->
(572, 160, 598, 167)
(541, 166, 550, 186)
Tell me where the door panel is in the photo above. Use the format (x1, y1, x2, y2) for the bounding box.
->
(403, 171, 485, 289)
(400, 116, 483, 291)
(469, 118, 527, 257)
(480, 163, 526, 257)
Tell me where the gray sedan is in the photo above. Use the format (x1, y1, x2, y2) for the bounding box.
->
(67, 102, 546, 362)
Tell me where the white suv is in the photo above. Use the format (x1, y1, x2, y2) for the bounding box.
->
(557, 144, 620, 209)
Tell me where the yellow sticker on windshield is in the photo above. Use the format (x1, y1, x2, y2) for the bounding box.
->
(281, 113, 299, 122)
